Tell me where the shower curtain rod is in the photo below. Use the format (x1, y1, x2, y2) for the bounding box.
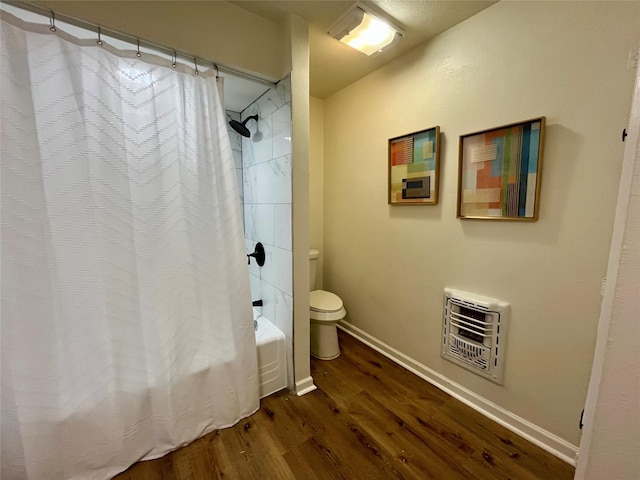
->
(3, 0, 278, 88)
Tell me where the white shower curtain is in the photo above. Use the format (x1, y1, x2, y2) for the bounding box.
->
(0, 12, 258, 480)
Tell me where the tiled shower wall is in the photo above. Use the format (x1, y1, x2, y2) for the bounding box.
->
(227, 111, 245, 201)
(227, 77, 293, 383)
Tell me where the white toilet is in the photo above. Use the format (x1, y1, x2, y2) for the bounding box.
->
(309, 249, 346, 360)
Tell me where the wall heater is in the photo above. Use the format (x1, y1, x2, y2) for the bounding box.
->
(442, 288, 509, 385)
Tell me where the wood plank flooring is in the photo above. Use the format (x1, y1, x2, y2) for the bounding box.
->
(114, 330, 575, 479)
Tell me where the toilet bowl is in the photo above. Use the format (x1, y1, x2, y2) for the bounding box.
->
(309, 250, 346, 360)
(310, 290, 346, 360)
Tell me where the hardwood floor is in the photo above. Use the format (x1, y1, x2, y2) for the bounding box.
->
(114, 330, 575, 479)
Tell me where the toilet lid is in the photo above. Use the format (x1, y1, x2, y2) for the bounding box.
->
(310, 290, 343, 312)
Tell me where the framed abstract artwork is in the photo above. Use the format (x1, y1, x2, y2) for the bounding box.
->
(388, 126, 441, 205)
(457, 117, 546, 221)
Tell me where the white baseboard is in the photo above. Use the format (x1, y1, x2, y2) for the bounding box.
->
(337, 320, 579, 466)
(295, 375, 317, 396)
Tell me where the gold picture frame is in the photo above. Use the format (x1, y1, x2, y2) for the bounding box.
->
(457, 117, 546, 221)
(388, 126, 441, 205)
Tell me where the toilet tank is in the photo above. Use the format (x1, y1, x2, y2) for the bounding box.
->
(309, 249, 320, 290)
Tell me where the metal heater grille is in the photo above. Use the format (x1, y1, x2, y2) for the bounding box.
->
(442, 288, 509, 384)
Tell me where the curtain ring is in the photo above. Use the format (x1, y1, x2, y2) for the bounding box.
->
(172, 51, 177, 69)
(97, 27, 103, 46)
(194, 57, 199, 74)
(214, 64, 219, 81)
(49, 11, 57, 32)
(136, 39, 142, 57)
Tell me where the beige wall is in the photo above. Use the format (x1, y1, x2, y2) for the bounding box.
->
(309, 96, 324, 289)
(320, 1, 639, 446)
(37, 1, 285, 80)
(288, 14, 313, 393)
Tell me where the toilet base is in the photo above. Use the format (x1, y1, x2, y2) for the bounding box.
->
(311, 350, 340, 361)
(310, 320, 340, 360)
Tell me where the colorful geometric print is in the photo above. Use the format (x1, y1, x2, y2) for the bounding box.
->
(402, 175, 430, 199)
(390, 128, 438, 204)
(461, 120, 541, 217)
(391, 137, 413, 166)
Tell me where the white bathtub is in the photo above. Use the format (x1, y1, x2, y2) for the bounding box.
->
(254, 308, 287, 398)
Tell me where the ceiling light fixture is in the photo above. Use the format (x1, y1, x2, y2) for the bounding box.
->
(327, 2, 404, 56)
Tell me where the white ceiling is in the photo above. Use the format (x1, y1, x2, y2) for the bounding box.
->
(231, 1, 496, 99)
